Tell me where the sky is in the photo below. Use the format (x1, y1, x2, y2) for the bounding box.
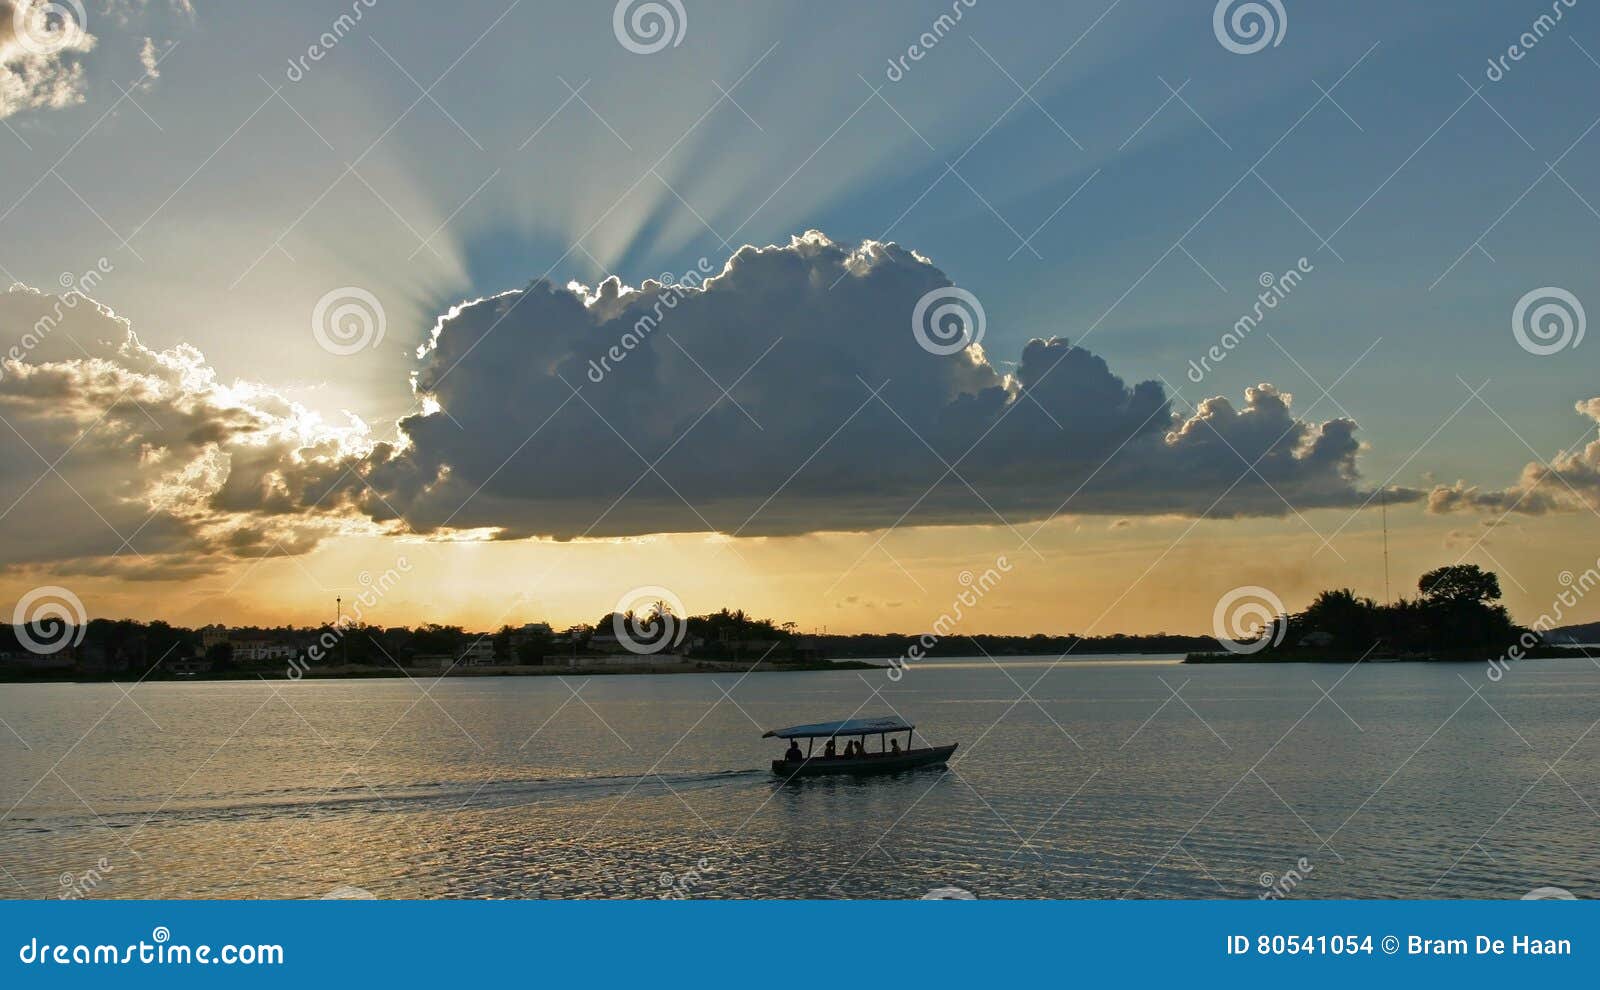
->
(0, 0, 1597, 638)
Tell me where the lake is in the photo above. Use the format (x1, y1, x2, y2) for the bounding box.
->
(2, 655, 1596, 899)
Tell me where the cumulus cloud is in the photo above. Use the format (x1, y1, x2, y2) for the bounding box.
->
(284, 232, 1411, 540)
(0, 233, 1425, 576)
(1429, 398, 1600, 516)
(0, 284, 379, 578)
(0, 0, 97, 120)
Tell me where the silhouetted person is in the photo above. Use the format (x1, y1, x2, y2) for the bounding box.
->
(890, 739, 901, 754)
(824, 738, 836, 759)
(784, 740, 803, 763)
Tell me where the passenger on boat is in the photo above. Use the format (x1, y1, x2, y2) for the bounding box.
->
(890, 739, 902, 754)
(824, 738, 837, 758)
(785, 741, 803, 763)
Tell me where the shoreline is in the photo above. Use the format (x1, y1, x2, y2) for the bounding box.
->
(1183, 646, 1592, 664)
(0, 658, 887, 685)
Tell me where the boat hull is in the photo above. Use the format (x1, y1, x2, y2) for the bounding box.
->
(771, 743, 957, 778)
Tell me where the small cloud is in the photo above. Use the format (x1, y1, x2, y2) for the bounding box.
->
(1428, 398, 1600, 517)
(0, 0, 98, 121)
(136, 36, 159, 89)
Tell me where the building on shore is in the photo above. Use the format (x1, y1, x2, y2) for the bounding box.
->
(561, 653, 689, 669)
(231, 640, 297, 663)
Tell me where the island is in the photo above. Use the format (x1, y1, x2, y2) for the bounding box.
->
(1186, 565, 1595, 664)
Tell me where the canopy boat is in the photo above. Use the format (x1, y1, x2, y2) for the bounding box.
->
(763, 716, 957, 778)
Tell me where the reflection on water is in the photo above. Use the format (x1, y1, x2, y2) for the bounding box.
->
(2, 655, 1597, 899)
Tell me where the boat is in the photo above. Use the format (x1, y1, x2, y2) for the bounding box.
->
(763, 715, 957, 778)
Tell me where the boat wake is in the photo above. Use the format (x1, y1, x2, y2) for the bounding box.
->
(6, 768, 768, 834)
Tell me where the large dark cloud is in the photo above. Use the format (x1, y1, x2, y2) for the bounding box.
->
(0, 233, 1427, 576)
(311, 232, 1411, 539)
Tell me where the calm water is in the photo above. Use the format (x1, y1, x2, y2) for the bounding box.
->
(2, 656, 1597, 900)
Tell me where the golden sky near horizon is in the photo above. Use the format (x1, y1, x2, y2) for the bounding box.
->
(8, 506, 1592, 638)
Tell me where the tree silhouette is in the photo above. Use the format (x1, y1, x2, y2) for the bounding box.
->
(1418, 564, 1501, 606)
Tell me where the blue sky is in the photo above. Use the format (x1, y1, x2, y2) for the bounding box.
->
(3, 1, 1594, 481)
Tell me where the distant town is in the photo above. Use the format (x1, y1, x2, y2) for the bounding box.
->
(3, 566, 1594, 682)
(0, 601, 1218, 682)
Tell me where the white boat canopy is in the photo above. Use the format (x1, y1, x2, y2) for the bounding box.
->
(763, 716, 912, 739)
